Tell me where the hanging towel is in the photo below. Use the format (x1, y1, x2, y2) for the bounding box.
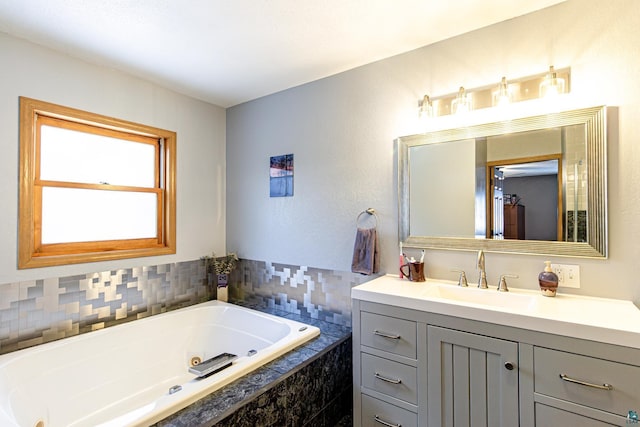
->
(351, 227, 380, 275)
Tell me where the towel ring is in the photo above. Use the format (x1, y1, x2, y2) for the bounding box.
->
(356, 208, 378, 229)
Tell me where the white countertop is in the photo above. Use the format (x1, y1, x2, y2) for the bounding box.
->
(352, 275, 640, 349)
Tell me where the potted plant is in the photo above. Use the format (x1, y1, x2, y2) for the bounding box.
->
(202, 252, 238, 288)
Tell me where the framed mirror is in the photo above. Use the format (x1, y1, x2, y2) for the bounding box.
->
(398, 106, 607, 258)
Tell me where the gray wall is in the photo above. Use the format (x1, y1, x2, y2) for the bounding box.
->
(227, 0, 640, 302)
(504, 175, 558, 241)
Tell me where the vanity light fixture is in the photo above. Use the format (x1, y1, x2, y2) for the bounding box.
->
(539, 65, 566, 99)
(418, 94, 434, 119)
(451, 87, 472, 115)
(418, 66, 570, 118)
(493, 76, 512, 108)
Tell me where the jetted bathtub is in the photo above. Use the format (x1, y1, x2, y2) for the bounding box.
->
(0, 300, 320, 427)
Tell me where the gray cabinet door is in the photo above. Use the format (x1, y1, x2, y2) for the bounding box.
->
(427, 325, 519, 427)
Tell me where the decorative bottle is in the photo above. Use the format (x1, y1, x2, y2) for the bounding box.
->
(538, 261, 559, 297)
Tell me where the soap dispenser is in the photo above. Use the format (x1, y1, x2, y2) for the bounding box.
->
(538, 261, 559, 297)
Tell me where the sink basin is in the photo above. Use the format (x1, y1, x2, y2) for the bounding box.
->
(420, 284, 538, 311)
(351, 275, 640, 349)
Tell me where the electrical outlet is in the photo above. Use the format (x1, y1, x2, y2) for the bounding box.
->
(551, 263, 580, 288)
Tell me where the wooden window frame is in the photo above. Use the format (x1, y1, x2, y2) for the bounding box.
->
(18, 97, 177, 268)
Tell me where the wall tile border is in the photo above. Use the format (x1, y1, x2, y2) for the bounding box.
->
(0, 257, 375, 354)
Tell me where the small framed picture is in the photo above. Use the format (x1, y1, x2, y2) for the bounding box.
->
(270, 154, 294, 197)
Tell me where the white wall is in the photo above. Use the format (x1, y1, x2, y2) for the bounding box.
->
(0, 33, 227, 284)
(227, 0, 640, 302)
(487, 129, 561, 162)
(410, 139, 476, 238)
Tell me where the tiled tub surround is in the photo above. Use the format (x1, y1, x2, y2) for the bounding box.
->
(0, 260, 211, 355)
(0, 300, 321, 426)
(0, 258, 367, 355)
(229, 259, 374, 328)
(155, 299, 353, 427)
(0, 258, 360, 424)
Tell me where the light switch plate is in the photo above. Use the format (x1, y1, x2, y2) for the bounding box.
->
(551, 263, 580, 288)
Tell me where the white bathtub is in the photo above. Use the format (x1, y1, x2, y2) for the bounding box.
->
(0, 300, 320, 427)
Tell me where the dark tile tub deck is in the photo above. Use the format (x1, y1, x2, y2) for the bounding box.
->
(154, 300, 353, 427)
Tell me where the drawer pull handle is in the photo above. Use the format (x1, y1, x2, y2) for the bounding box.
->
(374, 414, 402, 427)
(374, 330, 401, 340)
(375, 372, 402, 384)
(559, 374, 613, 391)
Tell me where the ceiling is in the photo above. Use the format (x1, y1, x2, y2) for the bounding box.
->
(499, 160, 559, 178)
(0, 0, 565, 108)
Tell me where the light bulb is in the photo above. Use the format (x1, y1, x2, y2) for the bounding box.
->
(540, 66, 565, 99)
(493, 77, 511, 108)
(418, 94, 434, 119)
(451, 87, 471, 115)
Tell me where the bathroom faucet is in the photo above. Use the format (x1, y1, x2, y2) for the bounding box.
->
(452, 269, 468, 287)
(497, 274, 519, 292)
(477, 250, 488, 289)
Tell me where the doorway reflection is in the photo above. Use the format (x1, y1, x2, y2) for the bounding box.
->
(488, 157, 561, 241)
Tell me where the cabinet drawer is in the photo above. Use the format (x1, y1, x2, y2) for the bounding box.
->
(361, 394, 417, 427)
(535, 403, 618, 426)
(534, 347, 640, 416)
(360, 311, 417, 359)
(361, 353, 417, 405)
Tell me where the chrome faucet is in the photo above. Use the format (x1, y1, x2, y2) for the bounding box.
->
(477, 250, 488, 289)
(497, 274, 519, 292)
(452, 269, 468, 287)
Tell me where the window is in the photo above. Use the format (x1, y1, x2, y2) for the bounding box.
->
(19, 97, 176, 268)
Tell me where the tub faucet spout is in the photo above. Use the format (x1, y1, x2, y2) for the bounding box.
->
(477, 250, 488, 289)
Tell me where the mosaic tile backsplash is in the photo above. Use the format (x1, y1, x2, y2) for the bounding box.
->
(228, 259, 372, 328)
(0, 258, 372, 355)
(0, 260, 210, 354)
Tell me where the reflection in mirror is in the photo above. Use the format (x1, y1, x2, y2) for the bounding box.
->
(486, 128, 558, 241)
(491, 158, 560, 241)
(409, 139, 476, 238)
(398, 106, 607, 258)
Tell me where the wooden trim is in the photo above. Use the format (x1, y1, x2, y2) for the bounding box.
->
(37, 115, 160, 146)
(18, 96, 177, 269)
(164, 135, 177, 254)
(19, 98, 38, 268)
(35, 180, 161, 193)
(486, 153, 563, 242)
(485, 166, 492, 238)
(21, 247, 177, 269)
(485, 154, 561, 168)
(35, 238, 163, 256)
(556, 157, 563, 241)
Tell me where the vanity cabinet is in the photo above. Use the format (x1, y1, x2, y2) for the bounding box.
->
(426, 325, 519, 426)
(353, 305, 426, 426)
(534, 403, 619, 426)
(530, 346, 640, 425)
(354, 307, 426, 427)
(352, 298, 640, 427)
(360, 311, 417, 359)
(353, 301, 518, 426)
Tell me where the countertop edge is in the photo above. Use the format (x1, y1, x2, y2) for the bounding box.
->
(352, 276, 640, 350)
